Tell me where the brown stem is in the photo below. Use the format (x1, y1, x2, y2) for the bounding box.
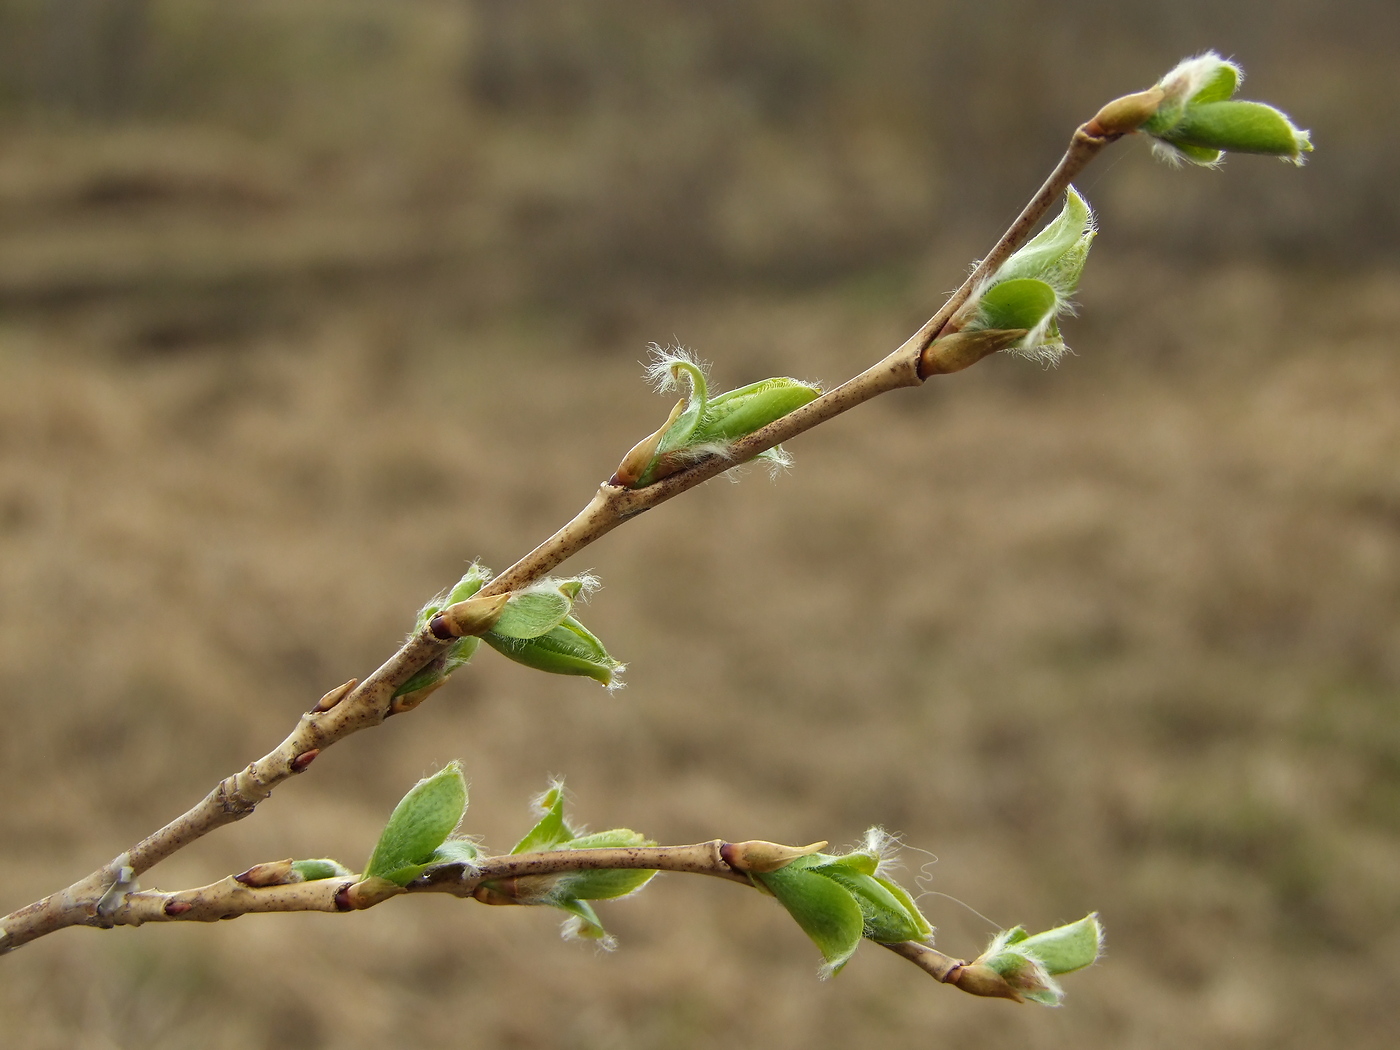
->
(5, 840, 984, 995)
(0, 113, 1127, 955)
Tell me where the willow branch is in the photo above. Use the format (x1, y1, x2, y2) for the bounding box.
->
(0, 108, 1132, 954)
(6, 840, 983, 994)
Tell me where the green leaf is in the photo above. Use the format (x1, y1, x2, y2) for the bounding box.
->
(490, 588, 574, 640)
(874, 876, 934, 940)
(290, 858, 354, 881)
(444, 564, 491, 605)
(973, 278, 1059, 333)
(1169, 142, 1224, 165)
(511, 782, 574, 854)
(559, 867, 658, 902)
(565, 828, 649, 850)
(365, 762, 468, 886)
(555, 897, 610, 941)
(430, 837, 481, 867)
(755, 865, 866, 975)
(818, 869, 928, 943)
(1166, 100, 1311, 161)
(995, 186, 1092, 286)
(484, 615, 624, 687)
(1016, 914, 1102, 975)
(811, 851, 877, 878)
(1190, 61, 1239, 104)
(694, 378, 822, 445)
(393, 636, 480, 698)
(652, 356, 709, 460)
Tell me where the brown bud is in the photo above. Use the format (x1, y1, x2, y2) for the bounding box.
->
(1087, 87, 1166, 137)
(388, 680, 448, 715)
(430, 593, 509, 639)
(920, 329, 1029, 377)
(946, 962, 1025, 1002)
(235, 859, 299, 888)
(720, 839, 827, 874)
(290, 749, 320, 773)
(342, 877, 403, 910)
(164, 899, 193, 916)
(311, 679, 357, 713)
(610, 399, 686, 487)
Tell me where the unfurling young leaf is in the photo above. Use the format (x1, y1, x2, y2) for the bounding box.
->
(290, 858, 355, 881)
(615, 347, 821, 488)
(488, 577, 596, 640)
(754, 862, 867, 976)
(481, 783, 656, 947)
(1016, 913, 1103, 975)
(951, 187, 1095, 364)
(510, 780, 575, 855)
(1141, 53, 1312, 166)
(394, 564, 493, 702)
(974, 914, 1104, 1006)
(750, 830, 934, 975)
(365, 762, 469, 886)
(484, 615, 625, 689)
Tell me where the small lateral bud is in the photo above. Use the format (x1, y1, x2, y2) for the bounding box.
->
(721, 839, 828, 874)
(164, 899, 193, 917)
(311, 679, 357, 713)
(342, 877, 403, 909)
(1088, 87, 1166, 137)
(290, 749, 320, 773)
(430, 593, 509, 639)
(612, 399, 686, 487)
(388, 679, 448, 715)
(920, 329, 1030, 377)
(473, 880, 526, 906)
(947, 962, 1024, 1002)
(235, 859, 299, 888)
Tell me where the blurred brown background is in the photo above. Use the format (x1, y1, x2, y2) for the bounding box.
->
(1, 1, 1397, 1047)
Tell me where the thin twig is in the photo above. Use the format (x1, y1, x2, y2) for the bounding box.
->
(19, 840, 982, 994)
(0, 112, 1128, 954)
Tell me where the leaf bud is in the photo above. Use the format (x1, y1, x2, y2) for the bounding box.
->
(721, 839, 828, 874)
(290, 858, 355, 881)
(920, 329, 1029, 376)
(1088, 87, 1167, 137)
(971, 915, 1103, 1006)
(394, 564, 495, 702)
(624, 346, 821, 487)
(1140, 53, 1312, 166)
(1014, 913, 1103, 975)
(235, 859, 298, 887)
(484, 615, 625, 688)
(486, 576, 597, 640)
(946, 962, 1024, 1001)
(959, 188, 1095, 364)
(429, 593, 509, 639)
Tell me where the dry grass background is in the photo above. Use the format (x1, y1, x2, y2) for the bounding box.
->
(1, 2, 1398, 1048)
